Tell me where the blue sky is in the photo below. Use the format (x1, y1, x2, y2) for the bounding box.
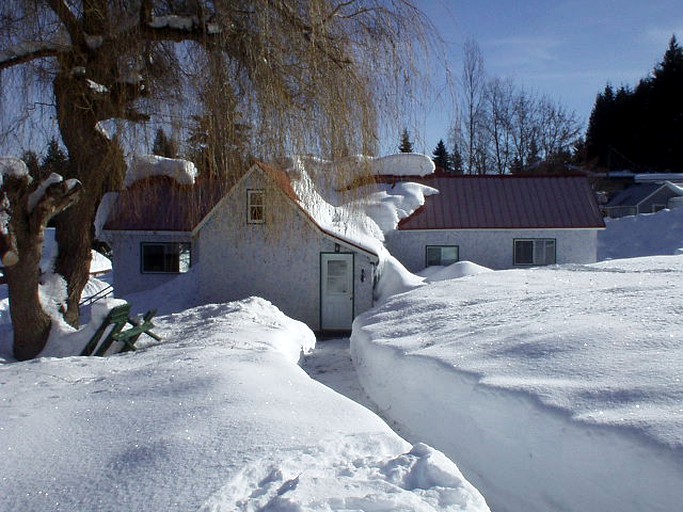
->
(407, 0, 683, 153)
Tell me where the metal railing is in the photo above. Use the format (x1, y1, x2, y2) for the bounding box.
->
(79, 284, 114, 307)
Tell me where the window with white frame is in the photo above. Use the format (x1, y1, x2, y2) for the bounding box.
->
(247, 189, 265, 224)
(514, 238, 556, 266)
(141, 243, 191, 273)
(426, 245, 459, 266)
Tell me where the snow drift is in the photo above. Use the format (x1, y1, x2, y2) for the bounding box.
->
(0, 297, 489, 512)
(352, 256, 683, 512)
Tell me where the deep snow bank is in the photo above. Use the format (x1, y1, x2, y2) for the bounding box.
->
(598, 206, 683, 260)
(351, 256, 683, 512)
(352, 331, 683, 512)
(1, 297, 489, 512)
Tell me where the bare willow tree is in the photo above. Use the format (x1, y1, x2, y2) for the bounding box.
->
(0, 0, 435, 359)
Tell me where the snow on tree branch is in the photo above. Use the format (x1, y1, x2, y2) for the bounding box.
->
(0, 158, 29, 237)
(28, 173, 63, 213)
(0, 160, 82, 267)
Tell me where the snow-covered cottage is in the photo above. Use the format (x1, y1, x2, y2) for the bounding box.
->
(103, 159, 378, 332)
(603, 181, 683, 218)
(384, 174, 606, 271)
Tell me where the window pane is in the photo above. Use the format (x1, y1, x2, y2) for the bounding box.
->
(142, 244, 165, 272)
(426, 246, 459, 266)
(515, 239, 554, 265)
(327, 260, 348, 294)
(178, 244, 191, 272)
(142, 243, 190, 273)
(426, 246, 442, 266)
(248, 190, 265, 223)
(441, 246, 459, 265)
(250, 192, 263, 205)
(515, 241, 533, 264)
(249, 205, 264, 222)
(543, 240, 556, 264)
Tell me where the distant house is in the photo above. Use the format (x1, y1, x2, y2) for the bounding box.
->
(103, 162, 378, 332)
(385, 174, 606, 271)
(603, 181, 683, 218)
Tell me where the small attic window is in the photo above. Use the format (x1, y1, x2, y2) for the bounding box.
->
(247, 189, 265, 224)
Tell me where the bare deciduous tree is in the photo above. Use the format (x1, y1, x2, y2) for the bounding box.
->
(459, 38, 486, 174)
(0, 0, 435, 359)
(453, 39, 581, 175)
(484, 77, 514, 174)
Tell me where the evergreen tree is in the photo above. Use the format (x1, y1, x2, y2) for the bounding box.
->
(585, 35, 683, 171)
(399, 128, 414, 153)
(653, 35, 683, 81)
(526, 139, 541, 170)
(649, 35, 683, 170)
(20, 150, 41, 179)
(432, 139, 451, 171)
(152, 128, 178, 158)
(41, 138, 69, 177)
(450, 142, 464, 174)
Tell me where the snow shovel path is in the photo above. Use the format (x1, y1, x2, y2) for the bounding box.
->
(301, 338, 378, 412)
(301, 337, 419, 441)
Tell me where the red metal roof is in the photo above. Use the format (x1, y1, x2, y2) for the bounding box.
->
(396, 175, 605, 230)
(103, 175, 230, 232)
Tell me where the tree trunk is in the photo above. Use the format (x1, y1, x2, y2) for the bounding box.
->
(1, 171, 82, 360)
(53, 201, 96, 328)
(52, 72, 126, 327)
(5, 224, 52, 361)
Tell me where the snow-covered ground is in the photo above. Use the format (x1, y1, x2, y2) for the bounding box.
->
(352, 208, 683, 512)
(2, 185, 683, 511)
(0, 292, 488, 511)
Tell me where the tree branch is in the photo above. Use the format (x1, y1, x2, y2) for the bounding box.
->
(45, 0, 86, 47)
(139, 0, 153, 26)
(0, 44, 62, 71)
(32, 179, 83, 231)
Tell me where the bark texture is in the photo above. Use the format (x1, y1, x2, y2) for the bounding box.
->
(1, 172, 82, 360)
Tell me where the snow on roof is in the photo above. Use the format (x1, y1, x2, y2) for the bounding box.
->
(372, 153, 435, 177)
(277, 157, 435, 259)
(634, 173, 683, 183)
(606, 181, 683, 209)
(125, 155, 197, 187)
(255, 161, 383, 258)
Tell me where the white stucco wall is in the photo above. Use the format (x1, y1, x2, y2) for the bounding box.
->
(196, 169, 376, 331)
(106, 231, 194, 297)
(386, 229, 600, 272)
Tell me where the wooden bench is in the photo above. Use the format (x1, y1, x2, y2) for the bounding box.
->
(81, 303, 161, 356)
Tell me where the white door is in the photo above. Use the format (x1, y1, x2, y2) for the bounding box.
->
(321, 253, 354, 330)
